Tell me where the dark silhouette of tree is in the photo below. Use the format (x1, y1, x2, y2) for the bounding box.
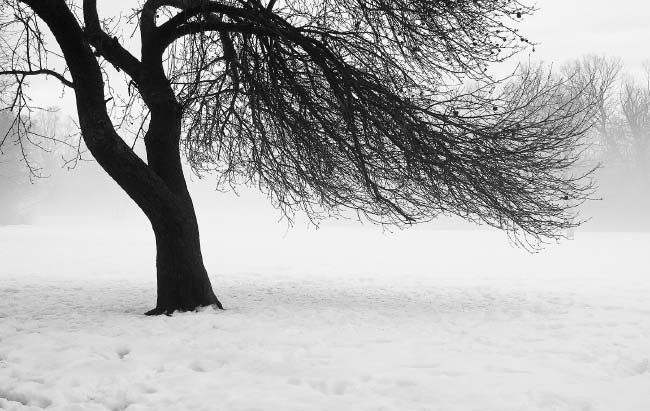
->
(0, 0, 595, 315)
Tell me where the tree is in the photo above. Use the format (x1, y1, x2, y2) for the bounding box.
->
(0, 0, 595, 315)
(562, 56, 650, 229)
(0, 111, 32, 224)
(620, 69, 650, 183)
(562, 55, 623, 164)
(0, 103, 79, 224)
(0, 110, 54, 224)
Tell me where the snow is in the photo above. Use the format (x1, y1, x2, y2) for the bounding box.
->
(1, 223, 649, 410)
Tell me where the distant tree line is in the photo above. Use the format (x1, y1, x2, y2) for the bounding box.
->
(564, 55, 650, 229)
(0, 109, 77, 224)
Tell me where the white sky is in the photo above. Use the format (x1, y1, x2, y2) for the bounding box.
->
(520, 0, 649, 70)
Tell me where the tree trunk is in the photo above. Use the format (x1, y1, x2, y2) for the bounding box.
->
(142, 157, 224, 315)
(146, 209, 223, 315)
(138, 72, 223, 315)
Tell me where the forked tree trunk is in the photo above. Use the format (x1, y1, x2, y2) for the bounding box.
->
(27, 0, 224, 315)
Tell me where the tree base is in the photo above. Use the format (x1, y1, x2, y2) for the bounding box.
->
(144, 299, 224, 316)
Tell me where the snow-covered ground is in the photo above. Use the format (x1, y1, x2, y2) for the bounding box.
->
(1, 223, 649, 411)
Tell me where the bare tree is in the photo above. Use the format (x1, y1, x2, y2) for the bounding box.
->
(620, 71, 650, 182)
(0, 0, 595, 315)
(0, 110, 50, 223)
(563, 55, 623, 164)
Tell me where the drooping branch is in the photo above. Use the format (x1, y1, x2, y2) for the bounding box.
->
(168, 16, 596, 244)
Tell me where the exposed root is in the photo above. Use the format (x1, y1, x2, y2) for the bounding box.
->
(144, 300, 224, 316)
(144, 307, 170, 316)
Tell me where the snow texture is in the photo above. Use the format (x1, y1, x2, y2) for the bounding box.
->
(0, 224, 649, 410)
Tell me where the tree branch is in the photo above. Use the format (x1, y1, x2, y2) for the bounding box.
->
(155, 2, 257, 49)
(163, 21, 275, 47)
(82, 0, 142, 81)
(0, 69, 74, 88)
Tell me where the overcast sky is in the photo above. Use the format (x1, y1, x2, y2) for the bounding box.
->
(521, 0, 649, 70)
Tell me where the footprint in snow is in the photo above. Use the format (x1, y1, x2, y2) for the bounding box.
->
(190, 361, 206, 372)
(395, 378, 417, 387)
(307, 380, 349, 396)
(115, 346, 130, 359)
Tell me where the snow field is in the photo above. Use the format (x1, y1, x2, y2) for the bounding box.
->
(0, 224, 649, 410)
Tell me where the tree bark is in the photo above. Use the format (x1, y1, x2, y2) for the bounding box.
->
(147, 211, 223, 315)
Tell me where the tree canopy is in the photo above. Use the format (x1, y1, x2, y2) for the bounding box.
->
(0, 1, 598, 269)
